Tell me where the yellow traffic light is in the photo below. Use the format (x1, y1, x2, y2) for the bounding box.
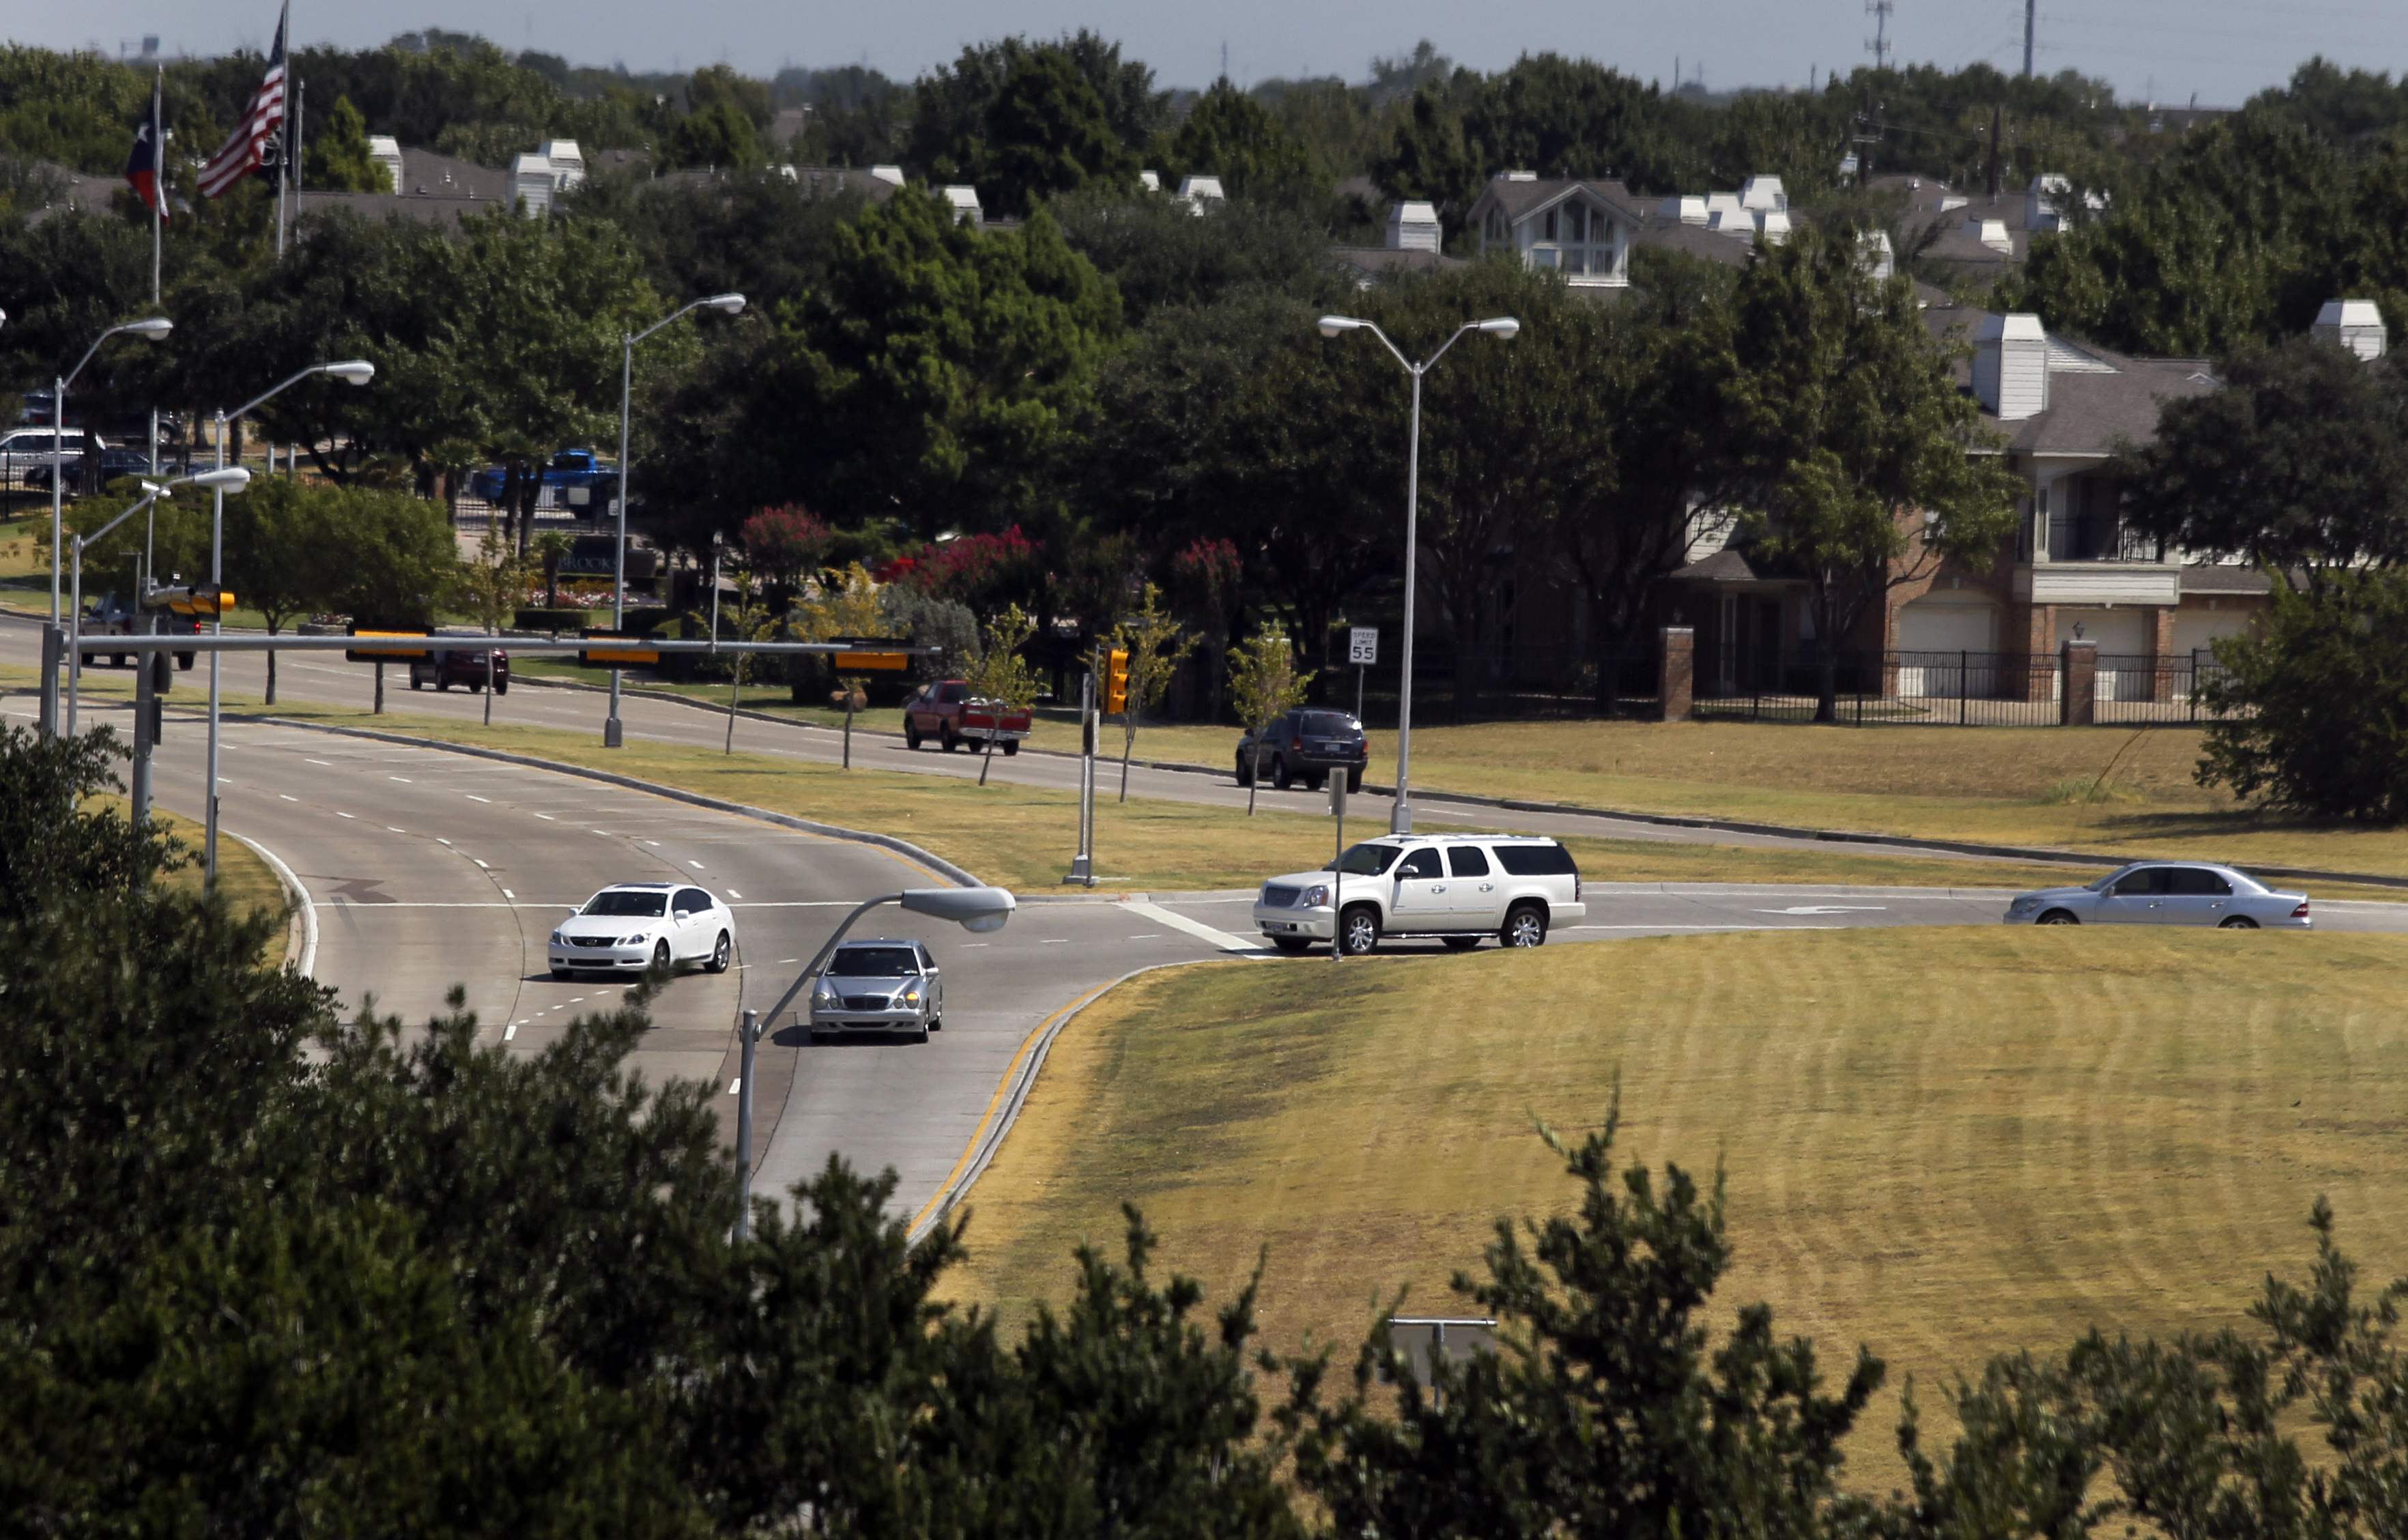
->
(1104, 648, 1130, 715)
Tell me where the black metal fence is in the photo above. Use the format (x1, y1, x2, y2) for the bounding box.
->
(1690, 649, 2239, 728)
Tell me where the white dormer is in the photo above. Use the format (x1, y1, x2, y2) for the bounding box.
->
(511, 152, 556, 215)
(2312, 299, 2388, 360)
(367, 135, 403, 194)
(538, 139, 584, 190)
(1858, 229, 1895, 280)
(1670, 194, 1707, 225)
(1503, 169, 1537, 182)
(1974, 313, 2050, 420)
(941, 185, 983, 226)
(1740, 175, 1786, 212)
(869, 164, 905, 186)
(1755, 209, 1792, 244)
(1138, 169, 1161, 192)
(1966, 217, 2013, 255)
(1176, 174, 1225, 214)
(1386, 200, 1441, 253)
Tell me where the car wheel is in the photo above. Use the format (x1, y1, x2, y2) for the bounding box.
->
(1306, 771, 1327, 791)
(111, 653, 126, 668)
(494, 681, 507, 696)
(940, 727, 959, 753)
(1338, 904, 1381, 956)
(176, 652, 193, 670)
(1502, 903, 1548, 948)
(906, 723, 923, 750)
(1002, 740, 1019, 756)
(1271, 756, 1293, 790)
(1442, 935, 1482, 952)
(930, 1016, 943, 1031)
(409, 669, 425, 690)
(651, 939, 672, 972)
(2036, 909, 2080, 925)
(1270, 936, 1311, 954)
(1234, 755, 1252, 786)
(2218, 915, 2260, 930)
(469, 680, 484, 694)
(1347, 769, 1364, 793)
(436, 679, 450, 691)
(706, 931, 732, 973)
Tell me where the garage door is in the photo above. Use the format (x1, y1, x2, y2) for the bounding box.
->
(1895, 597, 1999, 653)
(2052, 608, 2149, 656)
(2172, 606, 2258, 659)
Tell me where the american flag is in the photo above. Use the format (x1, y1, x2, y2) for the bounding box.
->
(197, 1, 288, 199)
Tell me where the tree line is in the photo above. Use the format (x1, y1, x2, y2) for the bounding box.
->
(14, 719, 2408, 1532)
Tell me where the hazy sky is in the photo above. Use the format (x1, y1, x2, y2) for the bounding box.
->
(22, 0, 2408, 109)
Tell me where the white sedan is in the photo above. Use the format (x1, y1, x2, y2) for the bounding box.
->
(2003, 863, 2311, 928)
(550, 882, 736, 977)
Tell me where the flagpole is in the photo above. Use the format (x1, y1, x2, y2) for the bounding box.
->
(149, 67, 162, 479)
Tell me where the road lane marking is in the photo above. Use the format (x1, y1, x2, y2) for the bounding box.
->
(465, 794, 490, 802)
(1752, 905, 1889, 915)
(387, 827, 405, 832)
(687, 860, 704, 868)
(388, 776, 412, 782)
(532, 812, 554, 820)
(1126, 933, 1161, 939)
(727, 1079, 741, 1094)
(727, 889, 743, 898)
(1124, 901, 1267, 956)
(1041, 938, 1068, 943)
(501, 889, 514, 898)
(335, 812, 354, 819)
(281, 794, 297, 801)
(305, 758, 332, 765)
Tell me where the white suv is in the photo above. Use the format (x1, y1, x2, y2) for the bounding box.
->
(1252, 834, 1586, 956)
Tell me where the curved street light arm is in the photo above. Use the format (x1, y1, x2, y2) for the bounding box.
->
(630, 294, 718, 350)
(225, 362, 340, 427)
(1418, 319, 1485, 373)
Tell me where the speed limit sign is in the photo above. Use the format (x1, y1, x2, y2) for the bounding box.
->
(1348, 627, 1378, 666)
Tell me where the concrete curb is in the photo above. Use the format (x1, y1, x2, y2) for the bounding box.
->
(907, 958, 1227, 1243)
(231, 829, 318, 978)
(240, 714, 988, 889)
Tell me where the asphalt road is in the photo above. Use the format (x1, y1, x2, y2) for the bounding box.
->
(10, 615, 2405, 1230)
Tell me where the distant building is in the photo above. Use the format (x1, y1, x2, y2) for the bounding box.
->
(1464, 172, 1644, 287)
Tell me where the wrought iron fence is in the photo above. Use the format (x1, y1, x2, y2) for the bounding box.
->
(1690, 649, 2240, 728)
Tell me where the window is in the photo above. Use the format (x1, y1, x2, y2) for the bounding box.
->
(583, 890, 667, 917)
(674, 887, 711, 914)
(1396, 848, 1443, 879)
(2112, 868, 2168, 897)
(937, 683, 967, 703)
(1331, 843, 1401, 876)
(1568, 204, 1586, 240)
(1543, 209, 1558, 241)
(829, 946, 921, 977)
(1447, 846, 1492, 877)
(1494, 844, 1578, 876)
(2166, 868, 2233, 896)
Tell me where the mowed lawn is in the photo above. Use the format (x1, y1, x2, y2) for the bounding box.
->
(949, 927, 2408, 1486)
(509, 665, 2408, 879)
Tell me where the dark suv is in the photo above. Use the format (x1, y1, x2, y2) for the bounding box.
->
(1236, 708, 1369, 792)
(407, 644, 510, 694)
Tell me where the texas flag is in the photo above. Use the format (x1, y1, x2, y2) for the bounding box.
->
(124, 86, 169, 220)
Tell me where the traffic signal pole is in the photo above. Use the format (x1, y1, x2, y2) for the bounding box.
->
(1067, 662, 1097, 887)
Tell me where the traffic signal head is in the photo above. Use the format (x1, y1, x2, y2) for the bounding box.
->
(1104, 647, 1131, 714)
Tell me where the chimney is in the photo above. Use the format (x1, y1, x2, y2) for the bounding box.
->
(367, 136, 404, 195)
(1503, 169, 1537, 182)
(1175, 175, 1225, 214)
(510, 152, 556, 216)
(869, 165, 905, 186)
(941, 185, 984, 226)
(1386, 200, 1441, 252)
(1857, 229, 1895, 280)
(1138, 169, 1161, 192)
(1672, 194, 1708, 225)
(1973, 313, 2050, 419)
(2312, 299, 2388, 360)
(2026, 173, 2070, 231)
(538, 139, 584, 190)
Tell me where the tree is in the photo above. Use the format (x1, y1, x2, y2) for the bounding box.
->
(964, 601, 1041, 784)
(739, 503, 833, 603)
(2115, 336, 2408, 595)
(906, 32, 1165, 205)
(530, 528, 572, 610)
(2190, 569, 2408, 823)
(980, 46, 1140, 216)
(303, 94, 391, 191)
(663, 98, 759, 171)
(450, 518, 529, 637)
(218, 479, 336, 704)
(1108, 582, 1197, 801)
(1227, 628, 1312, 814)
(322, 483, 457, 627)
(1281, 1102, 1884, 1540)
(1157, 78, 1324, 209)
(1720, 223, 2024, 719)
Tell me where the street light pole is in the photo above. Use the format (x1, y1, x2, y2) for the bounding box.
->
(1317, 313, 1519, 833)
(42, 315, 172, 736)
(734, 884, 1015, 1239)
(608, 291, 744, 750)
(201, 360, 376, 887)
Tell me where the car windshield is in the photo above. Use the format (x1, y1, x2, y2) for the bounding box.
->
(829, 947, 920, 977)
(582, 890, 666, 917)
(1328, 843, 1401, 876)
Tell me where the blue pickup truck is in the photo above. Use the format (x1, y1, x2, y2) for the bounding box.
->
(470, 448, 620, 512)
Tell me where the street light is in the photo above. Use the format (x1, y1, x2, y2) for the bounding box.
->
(40, 315, 172, 736)
(1317, 313, 1519, 833)
(199, 359, 377, 887)
(65, 467, 250, 735)
(607, 292, 745, 748)
(732, 884, 1015, 1238)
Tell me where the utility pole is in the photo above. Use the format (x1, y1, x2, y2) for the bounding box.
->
(1987, 101, 2004, 199)
(2023, 0, 2036, 79)
(1866, 0, 1894, 70)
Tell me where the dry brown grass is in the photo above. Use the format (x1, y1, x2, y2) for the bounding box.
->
(949, 927, 2408, 1489)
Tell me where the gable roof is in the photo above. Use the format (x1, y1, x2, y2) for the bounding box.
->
(1928, 307, 2218, 456)
(1466, 175, 1647, 229)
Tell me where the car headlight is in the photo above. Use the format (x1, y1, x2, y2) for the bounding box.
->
(550, 931, 566, 945)
(901, 986, 922, 1003)
(1298, 884, 1330, 908)
(620, 932, 652, 945)
(810, 980, 836, 1002)
(2008, 898, 2037, 915)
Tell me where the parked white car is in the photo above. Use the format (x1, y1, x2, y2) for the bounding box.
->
(807, 939, 945, 1043)
(1253, 833, 1587, 955)
(549, 882, 736, 977)
(2003, 863, 2310, 928)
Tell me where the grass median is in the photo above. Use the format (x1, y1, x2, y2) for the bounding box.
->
(947, 925, 2408, 1487)
(11, 664, 2133, 896)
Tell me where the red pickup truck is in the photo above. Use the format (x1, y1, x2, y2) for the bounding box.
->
(902, 680, 1031, 755)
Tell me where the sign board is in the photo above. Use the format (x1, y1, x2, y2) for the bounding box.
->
(832, 651, 910, 672)
(579, 629, 659, 666)
(1377, 1318, 1497, 1386)
(1348, 626, 1379, 666)
(345, 628, 430, 662)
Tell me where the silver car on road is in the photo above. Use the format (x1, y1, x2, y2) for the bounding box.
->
(2003, 862, 2311, 928)
(807, 939, 945, 1043)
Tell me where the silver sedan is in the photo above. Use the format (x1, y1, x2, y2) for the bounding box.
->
(2003, 863, 2311, 928)
(806, 939, 945, 1043)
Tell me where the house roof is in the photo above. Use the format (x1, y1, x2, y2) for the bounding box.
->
(1627, 219, 1755, 268)
(2181, 563, 2274, 595)
(1667, 547, 1782, 584)
(1930, 309, 2218, 456)
(1466, 175, 1647, 229)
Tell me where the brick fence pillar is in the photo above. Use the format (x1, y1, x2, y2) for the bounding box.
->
(2061, 639, 2098, 726)
(1658, 627, 1694, 722)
